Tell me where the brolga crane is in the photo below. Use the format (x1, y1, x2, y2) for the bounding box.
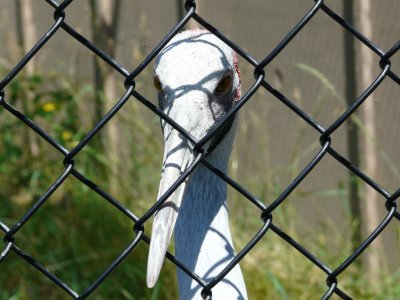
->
(147, 30, 247, 300)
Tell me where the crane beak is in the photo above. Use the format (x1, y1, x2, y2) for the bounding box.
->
(146, 118, 196, 288)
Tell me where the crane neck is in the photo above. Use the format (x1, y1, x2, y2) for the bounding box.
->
(174, 123, 248, 300)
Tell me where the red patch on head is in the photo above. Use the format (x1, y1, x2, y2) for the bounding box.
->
(233, 52, 241, 102)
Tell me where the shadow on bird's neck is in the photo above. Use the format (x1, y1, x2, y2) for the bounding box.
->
(174, 117, 247, 300)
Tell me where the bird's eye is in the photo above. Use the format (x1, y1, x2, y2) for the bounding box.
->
(215, 73, 233, 94)
(154, 76, 163, 91)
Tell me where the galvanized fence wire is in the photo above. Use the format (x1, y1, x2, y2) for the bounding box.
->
(0, 0, 399, 299)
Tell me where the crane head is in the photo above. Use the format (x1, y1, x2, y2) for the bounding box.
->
(146, 30, 241, 288)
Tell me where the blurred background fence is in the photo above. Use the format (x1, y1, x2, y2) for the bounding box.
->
(0, 0, 399, 299)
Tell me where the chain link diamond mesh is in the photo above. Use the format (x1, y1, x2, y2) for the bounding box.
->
(1, 0, 399, 299)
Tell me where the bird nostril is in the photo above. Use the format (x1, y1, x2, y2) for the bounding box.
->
(154, 76, 163, 91)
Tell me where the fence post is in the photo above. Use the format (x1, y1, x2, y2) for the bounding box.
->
(15, 0, 40, 158)
(89, 0, 124, 194)
(359, 0, 385, 288)
(343, 0, 362, 254)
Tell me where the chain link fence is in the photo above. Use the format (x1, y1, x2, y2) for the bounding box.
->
(1, 0, 399, 299)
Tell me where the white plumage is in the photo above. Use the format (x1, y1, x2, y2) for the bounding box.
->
(147, 30, 247, 300)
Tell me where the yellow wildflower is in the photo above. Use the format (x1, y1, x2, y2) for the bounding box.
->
(42, 102, 56, 112)
(62, 130, 73, 141)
